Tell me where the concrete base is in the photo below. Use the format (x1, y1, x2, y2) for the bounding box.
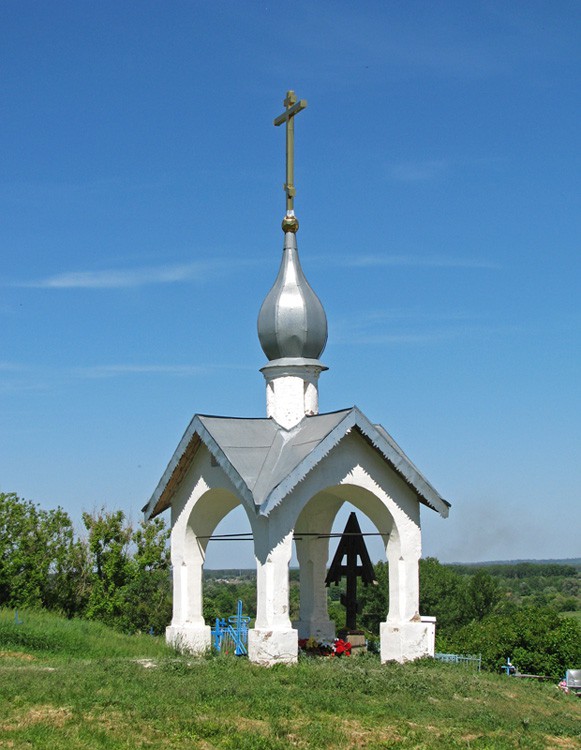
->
(342, 632, 367, 656)
(166, 624, 211, 654)
(248, 628, 298, 666)
(380, 618, 436, 663)
(294, 619, 336, 642)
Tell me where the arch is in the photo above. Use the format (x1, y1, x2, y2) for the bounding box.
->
(292, 483, 408, 642)
(247, 429, 430, 664)
(167, 471, 252, 652)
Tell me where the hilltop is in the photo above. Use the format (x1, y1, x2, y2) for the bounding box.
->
(1, 608, 580, 749)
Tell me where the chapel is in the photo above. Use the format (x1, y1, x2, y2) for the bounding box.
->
(142, 91, 450, 665)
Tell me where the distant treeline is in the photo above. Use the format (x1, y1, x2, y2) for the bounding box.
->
(449, 562, 579, 578)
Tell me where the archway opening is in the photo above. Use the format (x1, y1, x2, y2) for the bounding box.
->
(325, 501, 390, 636)
(202, 504, 257, 625)
(291, 484, 397, 643)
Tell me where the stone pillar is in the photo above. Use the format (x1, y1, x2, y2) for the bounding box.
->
(248, 529, 298, 665)
(380, 524, 435, 663)
(294, 540, 336, 641)
(166, 525, 211, 653)
(293, 501, 340, 641)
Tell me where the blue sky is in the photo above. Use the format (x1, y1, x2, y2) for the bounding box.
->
(1, 1, 579, 567)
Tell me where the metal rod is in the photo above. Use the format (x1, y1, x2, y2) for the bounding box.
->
(197, 531, 389, 541)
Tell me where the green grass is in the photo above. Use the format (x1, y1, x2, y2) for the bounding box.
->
(0, 608, 173, 660)
(1, 609, 580, 749)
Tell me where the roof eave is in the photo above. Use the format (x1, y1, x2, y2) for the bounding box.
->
(142, 414, 257, 521)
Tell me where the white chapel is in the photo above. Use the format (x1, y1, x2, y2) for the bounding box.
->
(142, 91, 450, 666)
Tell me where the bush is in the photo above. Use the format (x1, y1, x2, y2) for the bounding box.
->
(443, 605, 581, 679)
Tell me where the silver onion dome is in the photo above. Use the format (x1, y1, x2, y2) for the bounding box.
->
(258, 228, 328, 362)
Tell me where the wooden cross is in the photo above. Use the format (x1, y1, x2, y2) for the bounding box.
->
(325, 512, 377, 631)
(274, 90, 307, 213)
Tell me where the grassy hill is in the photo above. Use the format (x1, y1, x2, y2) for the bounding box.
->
(1, 609, 580, 749)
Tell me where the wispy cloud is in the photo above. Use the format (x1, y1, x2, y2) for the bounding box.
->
(0, 362, 28, 372)
(387, 154, 506, 184)
(0, 361, 255, 391)
(14, 261, 221, 290)
(331, 309, 521, 346)
(336, 255, 501, 270)
(74, 364, 209, 378)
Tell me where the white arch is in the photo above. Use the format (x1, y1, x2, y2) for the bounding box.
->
(166, 444, 251, 653)
(248, 431, 433, 664)
(292, 484, 402, 642)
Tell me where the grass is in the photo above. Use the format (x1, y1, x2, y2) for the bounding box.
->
(0, 608, 173, 660)
(1, 609, 580, 749)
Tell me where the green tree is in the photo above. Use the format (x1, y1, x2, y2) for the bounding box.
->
(446, 606, 581, 678)
(0, 493, 41, 606)
(83, 509, 133, 627)
(41, 507, 90, 617)
(0, 493, 81, 612)
(466, 569, 501, 621)
(122, 517, 172, 634)
(419, 557, 470, 634)
(359, 561, 388, 633)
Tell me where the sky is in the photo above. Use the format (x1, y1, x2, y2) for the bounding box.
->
(1, 1, 579, 568)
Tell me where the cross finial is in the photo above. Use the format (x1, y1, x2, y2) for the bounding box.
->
(274, 90, 307, 217)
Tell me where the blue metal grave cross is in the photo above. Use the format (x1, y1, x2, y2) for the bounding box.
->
(211, 600, 250, 656)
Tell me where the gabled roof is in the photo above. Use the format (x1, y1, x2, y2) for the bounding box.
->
(142, 407, 450, 520)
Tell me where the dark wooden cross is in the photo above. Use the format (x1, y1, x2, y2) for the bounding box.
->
(273, 90, 307, 213)
(325, 512, 377, 631)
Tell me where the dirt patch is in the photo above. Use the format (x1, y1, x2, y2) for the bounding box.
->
(235, 716, 269, 734)
(452, 693, 483, 703)
(0, 651, 35, 661)
(1, 705, 72, 731)
(544, 736, 581, 749)
(339, 718, 403, 746)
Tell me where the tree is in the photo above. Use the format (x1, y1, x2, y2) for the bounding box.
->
(466, 570, 501, 621)
(446, 606, 581, 678)
(122, 517, 171, 634)
(83, 509, 133, 627)
(419, 557, 470, 634)
(40, 506, 90, 617)
(0, 493, 81, 612)
(0, 492, 44, 607)
(359, 561, 388, 633)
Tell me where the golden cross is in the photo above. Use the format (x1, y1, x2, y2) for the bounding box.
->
(274, 90, 307, 213)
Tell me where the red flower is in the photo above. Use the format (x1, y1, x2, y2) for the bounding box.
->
(334, 639, 352, 657)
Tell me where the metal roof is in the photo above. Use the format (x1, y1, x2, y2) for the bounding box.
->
(142, 407, 450, 520)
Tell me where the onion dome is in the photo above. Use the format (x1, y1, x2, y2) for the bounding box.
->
(258, 222, 327, 362)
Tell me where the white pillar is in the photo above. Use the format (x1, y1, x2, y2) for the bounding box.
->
(380, 523, 435, 663)
(248, 528, 298, 665)
(294, 540, 336, 641)
(293, 500, 341, 641)
(166, 523, 211, 653)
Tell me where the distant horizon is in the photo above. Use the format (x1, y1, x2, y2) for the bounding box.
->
(203, 557, 581, 572)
